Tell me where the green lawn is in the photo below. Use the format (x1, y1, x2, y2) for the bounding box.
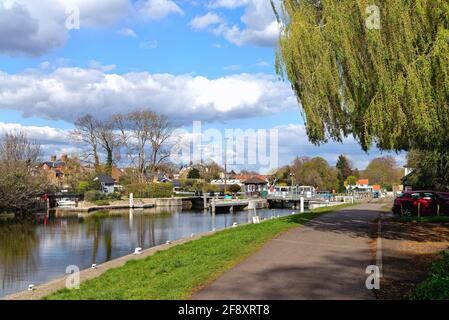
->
(45, 204, 352, 300)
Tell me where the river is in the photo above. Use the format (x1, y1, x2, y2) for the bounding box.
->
(0, 207, 295, 297)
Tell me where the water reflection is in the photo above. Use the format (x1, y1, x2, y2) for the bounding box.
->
(0, 223, 39, 293)
(0, 207, 293, 297)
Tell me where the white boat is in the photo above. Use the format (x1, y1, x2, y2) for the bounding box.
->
(57, 198, 77, 208)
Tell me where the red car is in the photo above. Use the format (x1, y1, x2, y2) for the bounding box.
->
(392, 191, 449, 216)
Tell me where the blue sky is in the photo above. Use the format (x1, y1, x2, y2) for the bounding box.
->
(0, 0, 404, 171)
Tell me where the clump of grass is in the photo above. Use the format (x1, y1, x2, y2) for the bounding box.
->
(45, 204, 351, 300)
(411, 251, 449, 300)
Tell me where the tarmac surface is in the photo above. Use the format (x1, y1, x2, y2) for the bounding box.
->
(192, 203, 384, 300)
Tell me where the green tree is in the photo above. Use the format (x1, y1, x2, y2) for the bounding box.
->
(336, 155, 352, 192)
(363, 156, 402, 188)
(406, 150, 449, 191)
(187, 168, 200, 179)
(229, 184, 241, 194)
(274, 0, 449, 152)
(346, 175, 358, 187)
(0, 132, 51, 216)
(297, 157, 339, 191)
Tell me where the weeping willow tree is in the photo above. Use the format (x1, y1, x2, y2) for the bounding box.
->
(273, 0, 449, 152)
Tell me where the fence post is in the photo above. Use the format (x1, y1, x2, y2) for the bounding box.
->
(129, 193, 134, 208)
(437, 204, 440, 216)
(300, 197, 304, 213)
(418, 202, 421, 218)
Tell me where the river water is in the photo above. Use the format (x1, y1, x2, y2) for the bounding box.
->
(0, 207, 295, 297)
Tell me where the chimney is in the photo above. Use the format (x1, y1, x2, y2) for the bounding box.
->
(61, 154, 68, 162)
(51, 155, 57, 162)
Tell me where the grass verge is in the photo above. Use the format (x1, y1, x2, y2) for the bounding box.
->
(411, 251, 449, 300)
(45, 204, 352, 300)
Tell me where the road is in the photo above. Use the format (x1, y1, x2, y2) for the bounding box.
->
(192, 202, 384, 300)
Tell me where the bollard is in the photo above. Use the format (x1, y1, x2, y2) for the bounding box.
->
(129, 193, 134, 208)
(300, 197, 304, 213)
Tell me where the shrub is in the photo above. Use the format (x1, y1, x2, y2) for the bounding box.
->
(94, 200, 110, 206)
(187, 168, 200, 179)
(107, 192, 121, 200)
(229, 184, 241, 194)
(85, 190, 102, 202)
(411, 252, 449, 300)
(77, 181, 90, 194)
(145, 183, 173, 198)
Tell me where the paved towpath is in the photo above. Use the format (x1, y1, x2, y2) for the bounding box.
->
(193, 202, 384, 300)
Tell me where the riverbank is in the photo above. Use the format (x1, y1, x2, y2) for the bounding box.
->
(4, 204, 352, 300)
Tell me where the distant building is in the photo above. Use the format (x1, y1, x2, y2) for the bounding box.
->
(41, 154, 70, 188)
(346, 179, 374, 193)
(94, 175, 116, 194)
(242, 176, 268, 198)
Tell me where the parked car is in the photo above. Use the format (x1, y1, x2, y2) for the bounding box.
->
(392, 191, 449, 216)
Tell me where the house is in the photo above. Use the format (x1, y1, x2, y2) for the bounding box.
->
(111, 166, 124, 183)
(42, 154, 70, 188)
(151, 171, 172, 183)
(242, 176, 268, 198)
(219, 170, 237, 180)
(94, 175, 116, 194)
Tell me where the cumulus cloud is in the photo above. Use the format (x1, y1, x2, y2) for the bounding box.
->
(0, 122, 69, 144)
(0, 0, 183, 56)
(207, 0, 249, 9)
(0, 67, 297, 124)
(117, 28, 137, 37)
(195, 0, 281, 47)
(189, 12, 222, 30)
(136, 0, 183, 20)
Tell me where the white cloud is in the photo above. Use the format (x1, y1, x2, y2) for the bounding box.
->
(62, 0, 132, 27)
(88, 60, 117, 72)
(0, 122, 68, 144)
(198, 0, 281, 47)
(207, 0, 249, 9)
(0, 67, 297, 125)
(189, 12, 222, 30)
(139, 40, 159, 49)
(0, 0, 183, 56)
(117, 28, 137, 37)
(136, 0, 183, 20)
(223, 64, 241, 71)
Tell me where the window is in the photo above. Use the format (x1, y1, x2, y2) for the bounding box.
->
(410, 193, 421, 200)
(422, 192, 436, 200)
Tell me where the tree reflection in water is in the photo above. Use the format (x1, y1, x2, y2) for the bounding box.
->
(0, 222, 39, 291)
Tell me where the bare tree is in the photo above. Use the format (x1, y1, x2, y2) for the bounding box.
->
(95, 118, 120, 175)
(148, 113, 173, 175)
(113, 111, 174, 184)
(70, 114, 100, 169)
(0, 131, 41, 165)
(0, 132, 50, 216)
(126, 111, 154, 184)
